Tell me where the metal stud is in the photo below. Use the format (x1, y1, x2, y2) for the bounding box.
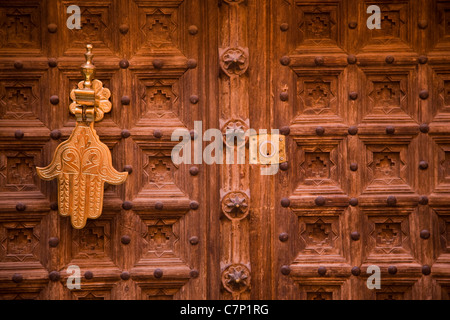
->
(419, 123, 430, 133)
(189, 236, 199, 245)
(418, 56, 428, 64)
(47, 23, 57, 33)
(280, 91, 289, 101)
(190, 130, 197, 140)
(16, 203, 26, 212)
(388, 266, 397, 275)
(281, 198, 290, 208)
(189, 166, 199, 176)
(153, 129, 163, 139)
(386, 125, 395, 135)
(154, 268, 163, 278)
(50, 95, 60, 105)
(351, 231, 360, 241)
(84, 271, 94, 280)
(49, 237, 59, 248)
(316, 126, 325, 136)
(419, 161, 428, 170)
(348, 126, 358, 135)
(279, 233, 289, 242)
(50, 129, 61, 140)
(314, 56, 324, 66)
(315, 196, 326, 206)
(419, 90, 429, 100)
(119, 59, 129, 69)
(187, 59, 197, 69)
(121, 129, 131, 139)
(350, 163, 358, 171)
(122, 201, 133, 210)
(190, 95, 199, 104)
(14, 61, 23, 69)
(155, 202, 163, 210)
(318, 266, 327, 276)
(48, 58, 58, 68)
(153, 59, 163, 69)
(422, 265, 431, 275)
(385, 55, 395, 64)
(121, 235, 131, 245)
(281, 265, 291, 276)
(280, 23, 289, 31)
(15, 130, 24, 139)
(349, 92, 358, 100)
(119, 24, 129, 35)
(418, 195, 429, 205)
(279, 126, 290, 136)
(123, 165, 133, 174)
(12, 273, 23, 283)
(420, 229, 430, 239)
(190, 269, 200, 278)
(50, 202, 58, 211)
(279, 162, 289, 171)
(121, 96, 130, 105)
(49, 271, 60, 282)
(347, 54, 357, 65)
(188, 25, 198, 35)
(418, 20, 428, 29)
(351, 266, 361, 276)
(120, 271, 131, 280)
(387, 195, 397, 207)
(349, 198, 358, 206)
(280, 56, 291, 66)
(348, 21, 357, 29)
(190, 201, 199, 210)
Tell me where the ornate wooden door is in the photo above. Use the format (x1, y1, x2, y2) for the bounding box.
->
(0, 0, 450, 300)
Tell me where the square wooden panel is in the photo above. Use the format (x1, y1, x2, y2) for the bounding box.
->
(130, 0, 185, 57)
(358, 67, 417, 124)
(0, 3, 42, 56)
(57, 0, 119, 57)
(430, 0, 450, 52)
(431, 209, 450, 265)
(361, 208, 419, 265)
(295, 139, 346, 195)
(0, 221, 41, 264)
(0, 72, 50, 129)
(301, 285, 341, 300)
(430, 67, 450, 124)
(294, 69, 346, 124)
(431, 137, 450, 194)
(293, 0, 344, 53)
(140, 218, 180, 259)
(374, 285, 413, 300)
(357, 0, 415, 52)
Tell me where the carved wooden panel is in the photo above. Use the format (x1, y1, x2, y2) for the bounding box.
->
(1, 0, 450, 300)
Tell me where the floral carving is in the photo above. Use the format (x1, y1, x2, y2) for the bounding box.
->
(219, 47, 249, 76)
(222, 191, 250, 220)
(222, 264, 250, 294)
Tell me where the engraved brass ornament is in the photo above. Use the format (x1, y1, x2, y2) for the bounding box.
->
(37, 44, 128, 229)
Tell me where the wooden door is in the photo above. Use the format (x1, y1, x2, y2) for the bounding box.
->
(0, 0, 449, 300)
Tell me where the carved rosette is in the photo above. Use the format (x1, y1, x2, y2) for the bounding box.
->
(221, 118, 249, 147)
(219, 47, 249, 77)
(222, 264, 251, 295)
(221, 191, 250, 220)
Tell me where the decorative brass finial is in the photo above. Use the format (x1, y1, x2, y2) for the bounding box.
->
(81, 44, 95, 89)
(36, 44, 127, 229)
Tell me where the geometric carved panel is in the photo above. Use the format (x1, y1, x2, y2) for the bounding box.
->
(295, 71, 343, 123)
(358, 1, 412, 52)
(0, 151, 40, 193)
(362, 72, 415, 123)
(294, 1, 343, 53)
(0, 4, 41, 55)
(363, 144, 412, 194)
(71, 219, 112, 261)
(0, 222, 40, 263)
(141, 218, 179, 258)
(59, 2, 115, 56)
(0, 78, 47, 127)
(298, 215, 340, 256)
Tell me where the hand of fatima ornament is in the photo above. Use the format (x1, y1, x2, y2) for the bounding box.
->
(36, 45, 127, 229)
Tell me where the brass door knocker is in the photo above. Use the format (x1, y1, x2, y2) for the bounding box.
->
(37, 44, 128, 229)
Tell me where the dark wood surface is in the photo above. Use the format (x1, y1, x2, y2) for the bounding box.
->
(0, 0, 449, 300)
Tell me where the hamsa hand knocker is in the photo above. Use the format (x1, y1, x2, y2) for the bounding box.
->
(37, 44, 128, 229)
